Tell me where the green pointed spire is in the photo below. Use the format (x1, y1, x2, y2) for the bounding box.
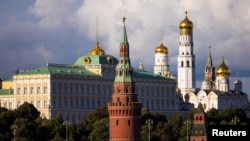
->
(206, 46, 213, 68)
(121, 17, 128, 44)
(114, 17, 133, 83)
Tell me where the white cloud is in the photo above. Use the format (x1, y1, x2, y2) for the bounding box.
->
(28, 0, 81, 28)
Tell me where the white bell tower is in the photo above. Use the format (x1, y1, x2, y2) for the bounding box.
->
(177, 11, 196, 95)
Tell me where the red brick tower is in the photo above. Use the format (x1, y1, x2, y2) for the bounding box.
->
(108, 17, 142, 141)
(190, 103, 208, 141)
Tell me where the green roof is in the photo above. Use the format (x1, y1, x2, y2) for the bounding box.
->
(0, 89, 14, 95)
(16, 64, 99, 76)
(74, 55, 118, 66)
(133, 70, 171, 80)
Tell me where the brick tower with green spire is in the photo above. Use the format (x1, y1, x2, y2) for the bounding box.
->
(190, 103, 208, 141)
(108, 17, 142, 141)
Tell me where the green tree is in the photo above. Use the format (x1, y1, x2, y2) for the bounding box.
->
(88, 118, 109, 141)
(154, 121, 169, 141)
(166, 113, 184, 141)
(0, 110, 14, 141)
(35, 117, 54, 141)
(82, 106, 108, 131)
(219, 107, 247, 124)
(14, 102, 40, 120)
(206, 108, 220, 125)
(80, 106, 108, 141)
(12, 118, 38, 141)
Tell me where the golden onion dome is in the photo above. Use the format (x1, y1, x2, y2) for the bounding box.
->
(179, 11, 193, 29)
(155, 43, 168, 54)
(216, 57, 230, 77)
(89, 41, 105, 55)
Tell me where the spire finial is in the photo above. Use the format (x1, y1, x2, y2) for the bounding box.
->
(237, 72, 239, 80)
(123, 17, 126, 24)
(96, 16, 99, 42)
(184, 0, 191, 14)
(121, 16, 128, 43)
(160, 32, 163, 43)
(184, 11, 188, 19)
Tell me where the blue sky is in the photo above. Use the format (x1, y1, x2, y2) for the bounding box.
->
(0, 0, 250, 97)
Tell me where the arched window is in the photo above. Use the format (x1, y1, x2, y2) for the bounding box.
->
(181, 61, 184, 67)
(187, 61, 190, 67)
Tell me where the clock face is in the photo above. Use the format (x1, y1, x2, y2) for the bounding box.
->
(83, 57, 91, 64)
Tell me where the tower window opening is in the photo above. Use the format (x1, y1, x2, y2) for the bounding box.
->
(187, 61, 190, 67)
(119, 70, 122, 76)
(128, 119, 130, 125)
(126, 88, 129, 93)
(116, 120, 119, 125)
(181, 61, 184, 67)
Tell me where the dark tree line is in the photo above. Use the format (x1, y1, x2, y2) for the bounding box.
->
(0, 102, 249, 141)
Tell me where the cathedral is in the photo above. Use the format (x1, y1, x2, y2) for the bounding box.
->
(0, 11, 249, 124)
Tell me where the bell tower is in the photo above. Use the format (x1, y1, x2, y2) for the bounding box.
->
(177, 11, 196, 95)
(108, 17, 142, 141)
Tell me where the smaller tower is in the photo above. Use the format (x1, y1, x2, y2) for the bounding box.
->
(190, 103, 208, 141)
(201, 46, 215, 90)
(154, 33, 170, 77)
(215, 56, 230, 92)
(138, 58, 145, 70)
(234, 72, 242, 92)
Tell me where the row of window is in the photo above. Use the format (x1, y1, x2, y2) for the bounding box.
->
(15, 83, 176, 98)
(16, 86, 47, 94)
(16, 100, 48, 109)
(136, 86, 175, 97)
(180, 60, 195, 67)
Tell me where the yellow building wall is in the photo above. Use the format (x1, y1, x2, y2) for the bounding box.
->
(2, 80, 14, 89)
